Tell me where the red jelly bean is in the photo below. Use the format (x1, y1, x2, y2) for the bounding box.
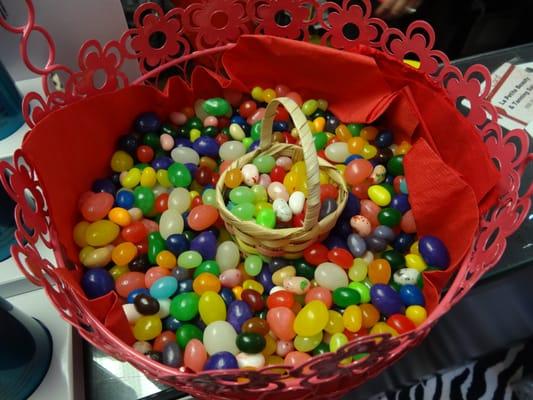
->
(327, 247, 353, 269)
(155, 193, 169, 213)
(122, 221, 147, 243)
(136, 145, 154, 163)
(194, 166, 212, 186)
(352, 181, 371, 200)
(386, 314, 416, 334)
(241, 289, 265, 312)
(191, 195, 202, 208)
(215, 133, 229, 145)
(153, 330, 176, 352)
(303, 243, 329, 265)
(320, 184, 338, 202)
(292, 212, 304, 227)
(275, 107, 289, 121)
(188, 205, 218, 231)
(270, 166, 286, 183)
(266, 291, 295, 309)
(239, 101, 257, 118)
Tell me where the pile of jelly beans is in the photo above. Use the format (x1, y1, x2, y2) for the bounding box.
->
(74, 84, 450, 372)
(224, 153, 340, 228)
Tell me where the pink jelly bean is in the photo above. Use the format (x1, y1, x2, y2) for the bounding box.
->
(247, 108, 266, 125)
(285, 92, 303, 106)
(219, 269, 243, 288)
(170, 111, 187, 126)
(203, 116, 218, 127)
(360, 199, 380, 227)
(401, 210, 417, 233)
(276, 340, 294, 357)
(115, 272, 146, 298)
(275, 84, 290, 97)
(160, 133, 174, 151)
(284, 351, 311, 367)
(267, 307, 295, 341)
(144, 267, 171, 288)
(81, 192, 114, 222)
(141, 218, 159, 234)
(259, 173, 272, 188)
(344, 159, 373, 186)
(267, 182, 289, 202)
(304, 287, 332, 308)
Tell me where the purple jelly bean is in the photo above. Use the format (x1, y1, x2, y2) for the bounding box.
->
(370, 284, 404, 316)
(227, 301, 253, 333)
(419, 235, 450, 269)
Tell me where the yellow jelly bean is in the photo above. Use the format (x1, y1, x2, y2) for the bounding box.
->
(156, 169, 172, 187)
(307, 120, 316, 134)
(361, 143, 378, 159)
(290, 128, 299, 138)
(133, 315, 162, 341)
(262, 334, 277, 356)
(329, 332, 348, 352)
(85, 220, 120, 246)
(325, 132, 335, 141)
(73, 221, 89, 247)
(156, 250, 177, 269)
(111, 150, 133, 172)
(313, 117, 326, 133)
(190, 128, 202, 142)
(319, 170, 329, 184)
(251, 86, 264, 102)
(317, 99, 328, 111)
(396, 140, 412, 155)
(120, 168, 141, 189)
(263, 88, 276, 103)
(112, 242, 137, 265)
(405, 305, 427, 326)
(335, 164, 346, 175)
(343, 305, 362, 332)
(243, 279, 264, 295)
(349, 258, 368, 282)
(266, 355, 284, 366)
(109, 264, 129, 280)
(79, 246, 95, 264)
(199, 291, 226, 324)
(370, 321, 398, 337)
(410, 241, 419, 255)
(293, 300, 329, 336)
(294, 332, 323, 352)
(283, 172, 298, 194)
(292, 161, 307, 176)
(368, 185, 391, 207)
(140, 166, 157, 187)
(405, 253, 427, 272)
(272, 266, 296, 287)
(83, 245, 114, 268)
(108, 207, 131, 227)
(232, 286, 243, 300)
(335, 124, 352, 141)
(325, 310, 344, 334)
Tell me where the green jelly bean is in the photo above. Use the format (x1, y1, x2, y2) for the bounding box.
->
(176, 323, 203, 348)
(242, 137, 254, 150)
(170, 292, 200, 321)
(378, 207, 402, 227)
(312, 342, 330, 356)
(387, 155, 404, 176)
(147, 231, 165, 264)
(161, 123, 176, 136)
(202, 98, 231, 116)
(194, 260, 221, 278)
(236, 332, 266, 354)
(294, 259, 315, 281)
(244, 255, 263, 276)
(143, 132, 160, 149)
(203, 126, 218, 137)
(256, 208, 276, 229)
(183, 230, 196, 242)
(382, 250, 405, 271)
(348, 282, 371, 303)
(353, 353, 369, 361)
(310, 109, 326, 120)
(251, 121, 262, 141)
(313, 132, 328, 150)
(231, 203, 256, 221)
(134, 186, 155, 215)
(347, 123, 363, 137)
(178, 250, 202, 269)
(253, 155, 276, 173)
(302, 99, 318, 116)
(202, 188, 216, 206)
(229, 186, 255, 205)
(251, 185, 267, 203)
(168, 162, 192, 188)
(332, 287, 361, 308)
(186, 117, 202, 131)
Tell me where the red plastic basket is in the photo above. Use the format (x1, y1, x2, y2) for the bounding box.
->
(1, 1, 531, 399)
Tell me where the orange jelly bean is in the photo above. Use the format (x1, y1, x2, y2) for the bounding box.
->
(360, 303, 380, 328)
(193, 272, 221, 295)
(368, 259, 391, 284)
(360, 126, 378, 141)
(111, 242, 137, 266)
(156, 250, 177, 269)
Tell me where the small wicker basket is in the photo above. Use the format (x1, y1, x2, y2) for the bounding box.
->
(216, 97, 348, 258)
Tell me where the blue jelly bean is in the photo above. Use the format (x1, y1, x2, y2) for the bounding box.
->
(204, 352, 238, 370)
(135, 112, 161, 133)
(333, 218, 353, 238)
(400, 179, 408, 194)
(118, 134, 140, 154)
(393, 232, 415, 253)
(150, 276, 178, 299)
(341, 192, 361, 219)
(384, 175, 394, 185)
(190, 231, 217, 260)
(373, 225, 395, 242)
(399, 284, 425, 306)
(92, 178, 116, 195)
(418, 235, 450, 269)
(273, 121, 289, 131)
(345, 154, 363, 164)
(127, 288, 150, 303)
(172, 266, 194, 281)
(375, 131, 393, 148)
(257, 266, 274, 293)
(193, 136, 219, 157)
(116, 189, 135, 209)
(177, 279, 193, 294)
(365, 235, 388, 252)
(166, 234, 189, 256)
(184, 163, 197, 176)
(249, 141, 260, 151)
(370, 284, 404, 316)
(82, 269, 114, 299)
(390, 193, 410, 214)
(323, 234, 349, 250)
(227, 301, 253, 333)
(174, 138, 193, 148)
(163, 316, 182, 331)
(268, 258, 289, 273)
(152, 156, 173, 170)
(220, 287, 235, 306)
(347, 233, 366, 257)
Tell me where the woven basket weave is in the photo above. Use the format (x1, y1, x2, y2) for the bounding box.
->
(216, 97, 348, 258)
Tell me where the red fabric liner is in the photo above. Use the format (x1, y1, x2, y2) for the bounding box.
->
(20, 35, 497, 343)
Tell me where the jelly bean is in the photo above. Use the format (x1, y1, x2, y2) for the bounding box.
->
(165, 233, 189, 256)
(287, 191, 305, 215)
(293, 300, 329, 336)
(144, 267, 170, 288)
(236, 332, 266, 354)
(343, 305, 362, 332)
(194, 260, 220, 279)
(227, 300, 253, 333)
(229, 186, 255, 205)
(81, 192, 114, 222)
(271, 266, 296, 287)
(377, 208, 401, 228)
(325, 142, 350, 163)
(243, 255, 262, 277)
(418, 235, 450, 269)
(134, 315, 162, 341)
(348, 257, 368, 281)
(294, 332, 322, 353)
(236, 352, 265, 369)
(251, 184, 268, 203)
(367, 185, 391, 207)
(111, 150, 134, 172)
(147, 232, 165, 264)
(133, 341, 152, 354)
(154, 250, 175, 269)
(184, 339, 207, 372)
(82, 269, 115, 299)
(239, 100, 257, 118)
(199, 291, 226, 324)
(161, 341, 183, 367)
(405, 305, 427, 326)
(272, 198, 293, 222)
(224, 169, 243, 189)
(171, 147, 199, 167)
(387, 314, 416, 334)
(219, 269, 243, 288)
(170, 292, 199, 321)
(255, 208, 276, 228)
(304, 243, 329, 265)
(203, 321, 239, 355)
(267, 290, 295, 309)
(328, 248, 353, 269)
(393, 268, 420, 287)
(314, 262, 348, 291)
(85, 220, 119, 247)
(216, 241, 240, 272)
(242, 317, 270, 336)
(370, 284, 403, 316)
(109, 264, 129, 280)
(267, 307, 296, 341)
(360, 199, 380, 226)
(177, 250, 202, 269)
(333, 287, 360, 308)
(387, 155, 404, 176)
(190, 231, 217, 260)
(176, 324, 203, 349)
(203, 98, 231, 116)
(267, 182, 289, 202)
(400, 210, 417, 233)
(123, 303, 143, 324)
(204, 351, 238, 370)
(319, 198, 338, 220)
(405, 253, 427, 272)
(241, 289, 264, 312)
(368, 259, 391, 284)
(399, 284, 425, 306)
(229, 123, 245, 140)
(134, 293, 160, 315)
(187, 205, 218, 231)
(302, 99, 318, 116)
(115, 270, 146, 298)
(168, 163, 192, 188)
(219, 141, 246, 161)
(370, 164, 387, 184)
(150, 276, 178, 299)
(241, 164, 260, 186)
(348, 281, 371, 303)
(329, 332, 348, 352)
(283, 276, 310, 295)
(284, 351, 311, 367)
(81, 245, 112, 268)
(193, 273, 221, 294)
(324, 310, 344, 334)
(359, 303, 380, 328)
(304, 287, 332, 308)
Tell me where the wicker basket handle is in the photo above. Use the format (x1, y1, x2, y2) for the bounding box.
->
(260, 97, 321, 231)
